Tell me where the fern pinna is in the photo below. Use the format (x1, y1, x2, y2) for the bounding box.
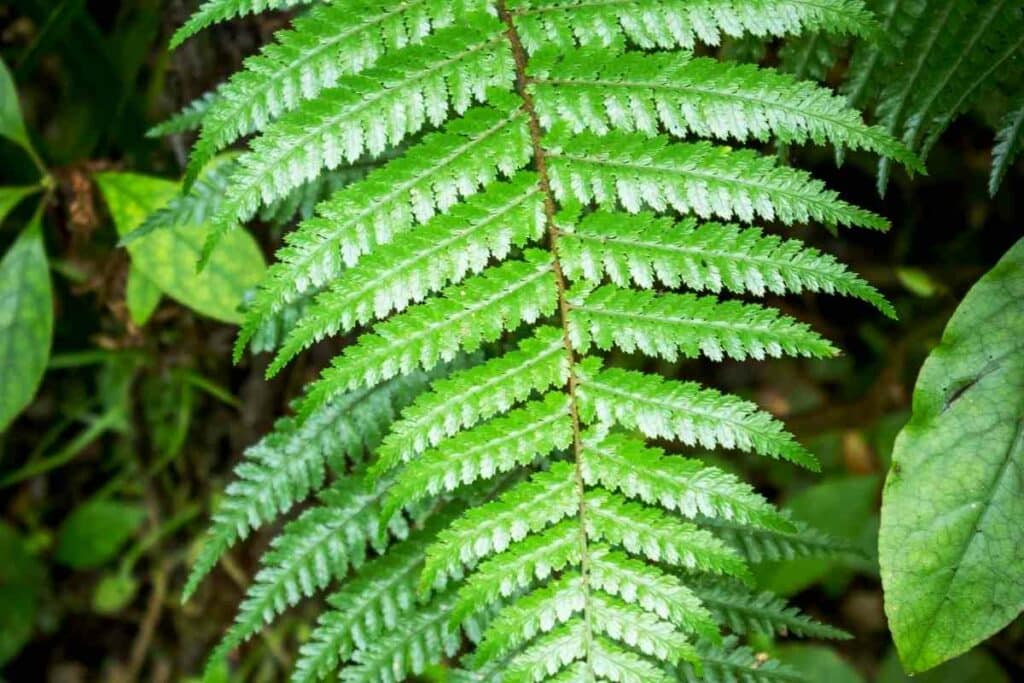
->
(168, 1, 920, 680)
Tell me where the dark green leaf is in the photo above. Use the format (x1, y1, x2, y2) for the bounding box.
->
(0, 522, 45, 665)
(54, 499, 146, 569)
(0, 219, 53, 433)
(0, 57, 31, 153)
(0, 186, 38, 226)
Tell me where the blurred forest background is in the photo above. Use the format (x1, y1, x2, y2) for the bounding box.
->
(0, 1, 1021, 681)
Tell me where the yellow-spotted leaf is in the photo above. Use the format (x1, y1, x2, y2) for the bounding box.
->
(95, 172, 265, 324)
(125, 265, 162, 326)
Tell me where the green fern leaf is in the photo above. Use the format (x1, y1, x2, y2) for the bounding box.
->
(693, 579, 851, 640)
(507, 0, 876, 53)
(210, 474, 400, 663)
(579, 431, 794, 531)
(372, 326, 569, 478)
(567, 285, 838, 362)
(183, 0, 493, 184)
(171, 0, 315, 48)
(529, 50, 921, 171)
(298, 252, 558, 415)
(989, 95, 1024, 196)
(558, 211, 895, 318)
(181, 372, 431, 601)
(422, 463, 578, 591)
(575, 360, 819, 469)
(270, 174, 546, 373)
(235, 99, 531, 358)
(168, 0, 911, 676)
(386, 393, 574, 518)
(212, 20, 514, 235)
(545, 130, 889, 230)
(584, 489, 750, 579)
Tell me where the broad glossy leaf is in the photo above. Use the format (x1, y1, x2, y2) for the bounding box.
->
(95, 172, 265, 324)
(54, 499, 146, 569)
(0, 58, 31, 153)
(0, 220, 53, 433)
(0, 186, 38, 226)
(880, 237, 1024, 673)
(125, 265, 162, 326)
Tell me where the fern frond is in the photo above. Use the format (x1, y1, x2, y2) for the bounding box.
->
(386, 393, 574, 517)
(292, 514, 456, 683)
(210, 474, 399, 662)
(171, 0, 906, 676)
(589, 592, 698, 664)
(693, 579, 850, 640)
(778, 31, 842, 83)
(271, 174, 546, 373)
(339, 588, 465, 683)
(558, 211, 895, 318)
(235, 100, 532, 357)
(474, 573, 587, 665)
(584, 489, 750, 579)
(123, 155, 237, 246)
(590, 637, 678, 683)
(373, 326, 569, 478)
(868, 0, 1024, 190)
(699, 516, 853, 563)
(990, 96, 1024, 196)
(183, 0, 494, 183)
(579, 431, 794, 531)
(679, 637, 806, 683)
(171, 0, 315, 48)
(568, 285, 838, 362)
(545, 130, 889, 230)
(589, 547, 719, 640)
(182, 372, 431, 601)
(507, 0, 876, 53)
(529, 50, 920, 170)
(453, 521, 582, 621)
(505, 620, 588, 682)
(576, 360, 819, 469)
(212, 20, 514, 236)
(148, 89, 217, 137)
(422, 463, 578, 590)
(298, 252, 558, 415)
(844, 0, 924, 110)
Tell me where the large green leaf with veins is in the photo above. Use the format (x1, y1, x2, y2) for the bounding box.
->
(880, 237, 1024, 673)
(95, 172, 265, 324)
(0, 219, 53, 433)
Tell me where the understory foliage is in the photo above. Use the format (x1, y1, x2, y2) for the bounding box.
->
(778, 0, 1024, 196)
(166, 1, 921, 680)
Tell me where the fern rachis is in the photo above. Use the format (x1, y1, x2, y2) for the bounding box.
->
(166, 1, 919, 680)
